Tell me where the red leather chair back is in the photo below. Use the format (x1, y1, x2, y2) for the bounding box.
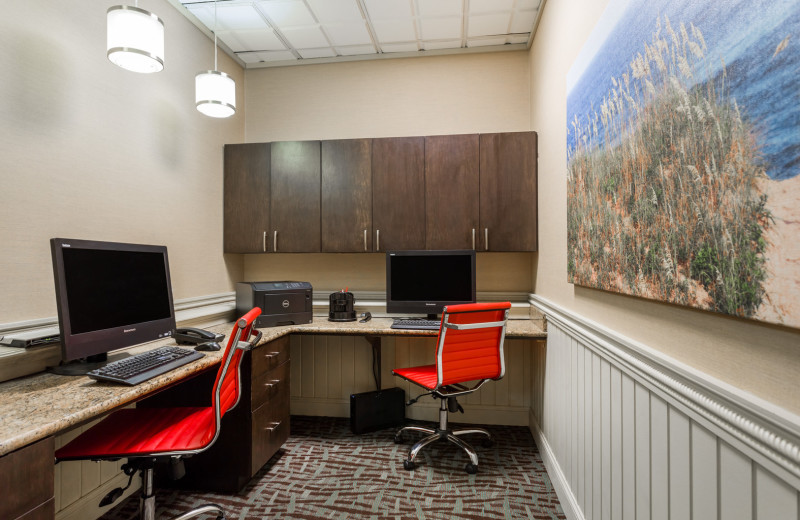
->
(212, 307, 261, 418)
(436, 302, 511, 387)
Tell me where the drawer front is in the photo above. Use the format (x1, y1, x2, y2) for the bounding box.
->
(251, 335, 290, 376)
(0, 437, 54, 520)
(251, 359, 290, 410)
(251, 391, 290, 471)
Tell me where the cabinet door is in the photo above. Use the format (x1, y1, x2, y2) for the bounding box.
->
(424, 134, 480, 250)
(372, 137, 426, 252)
(479, 132, 538, 251)
(321, 139, 372, 252)
(270, 141, 321, 252)
(223, 143, 270, 253)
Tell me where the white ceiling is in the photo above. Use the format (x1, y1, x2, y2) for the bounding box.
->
(169, 0, 544, 68)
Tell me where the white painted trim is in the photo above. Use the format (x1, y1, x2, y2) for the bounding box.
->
(529, 408, 584, 520)
(529, 294, 800, 487)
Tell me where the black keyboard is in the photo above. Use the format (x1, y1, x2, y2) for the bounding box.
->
(87, 346, 204, 386)
(390, 319, 441, 331)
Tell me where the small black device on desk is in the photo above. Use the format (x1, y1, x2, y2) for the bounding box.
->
(329, 290, 356, 322)
(236, 281, 313, 327)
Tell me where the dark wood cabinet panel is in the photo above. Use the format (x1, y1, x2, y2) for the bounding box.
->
(424, 134, 480, 250)
(479, 132, 538, 251)
(321, 139, 372, 252)
(0, 437, 54, 520)
(270, 141, 321, 252)
(223, 143, 270, 253)
(372, 137, 426, 252)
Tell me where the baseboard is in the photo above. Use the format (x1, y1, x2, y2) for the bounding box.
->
(528, 409, 583, 520)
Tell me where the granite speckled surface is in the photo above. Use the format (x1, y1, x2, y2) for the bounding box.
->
(0, 317, 544, 456)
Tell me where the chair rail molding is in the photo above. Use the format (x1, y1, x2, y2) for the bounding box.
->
(529, 294, 800, 487)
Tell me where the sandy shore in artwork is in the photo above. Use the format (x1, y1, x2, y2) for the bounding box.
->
(756, 174, 800, 326)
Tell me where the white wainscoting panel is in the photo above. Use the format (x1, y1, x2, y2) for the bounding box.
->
(530, 296, 800, 520)
(289, 333, 537, 425)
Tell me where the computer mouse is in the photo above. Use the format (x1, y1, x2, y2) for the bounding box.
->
(195, 342, 221, 352)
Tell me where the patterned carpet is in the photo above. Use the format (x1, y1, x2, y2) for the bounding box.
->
(101, 416, 566, 520)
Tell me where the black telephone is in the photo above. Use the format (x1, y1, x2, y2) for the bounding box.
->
(173, 327, 225, 345)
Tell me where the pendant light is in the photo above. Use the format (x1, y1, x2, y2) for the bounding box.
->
(107, 2, 164, 73)
(196, 1, 236, 118)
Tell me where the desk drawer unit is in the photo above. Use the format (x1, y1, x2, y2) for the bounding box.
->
(0, 437, 55, 520)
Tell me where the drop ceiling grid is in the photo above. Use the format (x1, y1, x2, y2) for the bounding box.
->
(177, 0, 542, 68)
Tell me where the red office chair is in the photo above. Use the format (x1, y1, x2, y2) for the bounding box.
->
(55, 308, 263, 520)
(392, 302, 511, 474)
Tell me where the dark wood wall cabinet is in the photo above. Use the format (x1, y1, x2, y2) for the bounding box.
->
(224, 131, 537, 253)
(141, 336, 291, 493)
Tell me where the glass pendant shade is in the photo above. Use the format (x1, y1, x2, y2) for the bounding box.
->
(196, 70, 236, 118)
(107, 5, 164, 73)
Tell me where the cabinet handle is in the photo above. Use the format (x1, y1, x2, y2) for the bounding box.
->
(472, 228, 476, 250)
(485, 228, 489, 251)
(264, 351, 280, 359)
(273, 231, 278, 252)
(364, 229, 367, 251)
(262, 231, 267, 252)
(263, 379, 281, 389)
(264, 421, 282, 432)
(376, 230, 380, 252)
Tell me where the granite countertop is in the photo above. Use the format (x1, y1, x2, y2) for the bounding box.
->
(0, 317, 545, 456)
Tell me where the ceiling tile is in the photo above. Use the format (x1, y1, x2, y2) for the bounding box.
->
(514, 0, 542, 10)
(468, 13, 510, 37)
(510, 10, 538, 34)
(416, 0, 462, 17)
(422, 40, 461, 50)
(187, 3, 268, 31)
(364, 0, 414, 20)
(381, 42, 419, 53)
(256, 1, 316, 27)
(306, 0, 363, 23)
(336, 44, 378, 56)
(420, 17, 462, 40)
(470, 0, 514, 14)
(324, 22, 372, 46)
(280, 25, 330, 48)
(218, 29, 286, 52)
(238, 50, 297, 63)
(371, 19, 417, 43)
(467, 37, 508, 47)
(298, 47, 338, 59)
(508, 34, 530, 44)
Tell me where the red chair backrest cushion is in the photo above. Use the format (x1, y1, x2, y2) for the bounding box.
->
(212, 307, 261, 417)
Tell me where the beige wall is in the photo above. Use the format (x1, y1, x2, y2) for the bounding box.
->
(242, 51, 535, 293)
(0, 0, 245, 324)
(529, 0, 800, 414)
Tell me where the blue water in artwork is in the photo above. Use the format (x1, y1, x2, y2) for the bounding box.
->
(567, 0, 799, 180)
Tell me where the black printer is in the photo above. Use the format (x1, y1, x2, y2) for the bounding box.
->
(236, 281, 313, 327)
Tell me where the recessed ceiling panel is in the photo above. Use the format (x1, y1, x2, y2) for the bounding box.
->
(420, 17, 462, 41)
(364, 0, 414, 20)
(298, 48, 337, 59)
(470, 0, 514, 14)
(306, 0, 364, 23)
(381, 42, 419, 53)
(281, 25, 330, 48)
(468, 13, 510, 37)
(324, 22, 372, 46)
(416, 0, 462, 18)
(218, 29, 286, 52)
(372, 19, 417, 43)
(238, 50, 297, 63)
(256, 0, 316, 27)
(336, 44, 378, 56)
(467, 37, 508, 47)
(510, 10, 538, 34)
(515, 0, 542, 10)
(422, 40, 461, 51)
(187, 3, 267, 31)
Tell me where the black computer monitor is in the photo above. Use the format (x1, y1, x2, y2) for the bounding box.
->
(385, 250, 476, 318)
(50, 238, 176, 373)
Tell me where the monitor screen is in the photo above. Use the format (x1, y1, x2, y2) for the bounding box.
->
(386, 250, 476, 317)
(50, 238, 176, 364)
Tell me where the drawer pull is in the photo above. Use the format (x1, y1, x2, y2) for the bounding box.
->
(264, 421, 282, 432)
(264, 352, 280, 359)
(263, 379, 281, 389)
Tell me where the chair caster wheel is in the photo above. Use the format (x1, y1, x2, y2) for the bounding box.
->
(403, 460, 415, 471)
(394, 434, 404, 444)
(482, 438, 494, 448)
(465, 463, 478, 474)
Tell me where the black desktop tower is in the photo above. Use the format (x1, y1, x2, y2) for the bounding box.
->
(350, 387, 405, 434)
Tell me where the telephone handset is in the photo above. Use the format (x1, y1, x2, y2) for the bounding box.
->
(173, 327, 225, 345)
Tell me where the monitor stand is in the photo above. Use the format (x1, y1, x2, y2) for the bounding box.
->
(48, 351, 131, 376)
(426, 314, 439, 320)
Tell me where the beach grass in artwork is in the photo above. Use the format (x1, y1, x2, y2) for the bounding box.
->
(567, 16, 771, 318)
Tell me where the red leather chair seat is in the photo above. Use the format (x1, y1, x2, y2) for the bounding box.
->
(55, 407, 215, 460)
(393, 364, 438, 390)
